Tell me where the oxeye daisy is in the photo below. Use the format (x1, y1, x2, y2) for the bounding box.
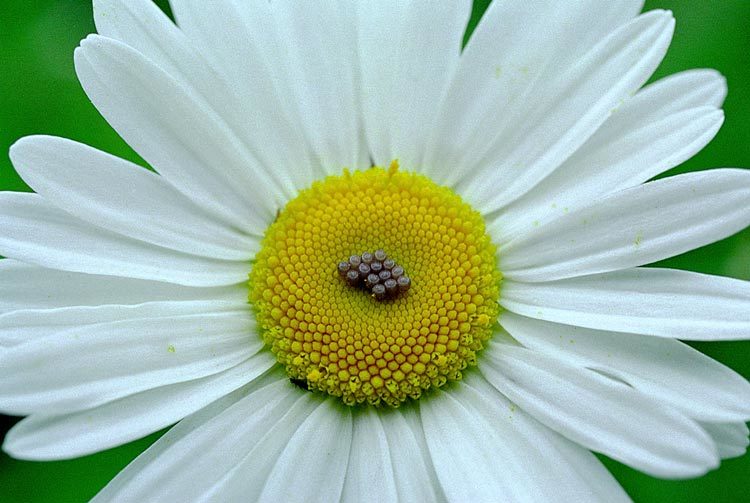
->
(1, 0, 750, 501)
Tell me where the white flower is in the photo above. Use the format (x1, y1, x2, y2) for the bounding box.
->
(1, 1, 750, 501)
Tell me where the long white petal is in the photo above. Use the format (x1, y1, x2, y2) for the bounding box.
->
(421, 373, 631, 501)
(358, 0, 472, 169)
(75, 34, 280, 233)
(10, 136, 257, 260)
(0, 260, 245, 314)
(91, 371, 292, 502)
(341, 406, 445, 503)
(491, 70, 726, 242)
(269, 0, 368, 172)
(501, 169, 750, 281)
(700, 421, 749, 460)
(94, 0, 212, 87)
(500, 312, 750, 422)
(0, 193, 248, 286)
(0, 301, 259, 415)
(636, 68, 727, 110)
(382, 409, 447, 503)
(0, 299, 250, 347)
(95, 0, 316, 200)
(165, 0, 335, 189)
(341, 408, 398, 502)
(97, 375, 349, 503)
(193, 391, 323, 502)
(427, 7, 670, 213)
(481, 344, 719, 478)
(2, 353, 275, 460)
(501, 268, 750, 340)
(256, 400, 352, 503)
(425, 0, 643, 181)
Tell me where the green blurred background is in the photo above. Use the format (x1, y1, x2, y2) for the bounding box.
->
(0, 0, 748, 501)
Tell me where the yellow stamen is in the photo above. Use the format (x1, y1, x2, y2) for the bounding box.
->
(250, 162, 502, 407)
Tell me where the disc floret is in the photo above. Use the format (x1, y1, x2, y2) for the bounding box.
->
(250, 162, 502, 407)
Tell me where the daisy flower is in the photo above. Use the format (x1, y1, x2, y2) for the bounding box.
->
(2, 0, 750, 501)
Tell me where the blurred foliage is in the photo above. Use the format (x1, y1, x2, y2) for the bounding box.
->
(0, 0, 748, 501)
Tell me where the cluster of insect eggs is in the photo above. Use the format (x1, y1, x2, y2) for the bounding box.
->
(337, 249, 411, 300)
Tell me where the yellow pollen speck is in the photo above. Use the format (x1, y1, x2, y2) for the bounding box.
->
(249, 164, 502, 407)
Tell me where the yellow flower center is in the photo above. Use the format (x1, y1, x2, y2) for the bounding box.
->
(249, 162, 501, 407)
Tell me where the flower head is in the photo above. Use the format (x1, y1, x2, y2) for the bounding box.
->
(1, 1, 750, 501)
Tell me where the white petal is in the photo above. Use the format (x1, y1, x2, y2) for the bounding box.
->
(421, 373, 630, 501)
(196, 390, 347, 502)
(501, 169, 750, 281)
(636, 68, 728, 110)
(2, 352, 275, 460)
(10, 136, 257, 260)
(99, 374, 347, 503)
(189, 385, 323, 502)
(0, 259, 245, 314)
(92, 371, 293, 502)
(257, 399, 352, 503)
(74, 34, 281, 233)
(481, 343, 719, 477)
(426, 8, 671, 213)
(342, 407, 445, 503)
(0, 301, 258, 415)
(94, 0, 205, 82)
(700, 421, 749, 460)
(491, 70, 725, 242)
(425, 0, 644, 183)
(501, 268, 750, 340)
(530, 422, 634, 503)
(0, 193, 248, 286)
(358, 0, 472, 169)
(269, 0, 368, 171)
(501, 312, 750, 422)
(380, 409, 446, 503)
(0, 298, 250, 347)
(165, 0, 330, 190)
(341, 408, 398, 502)
(95, 0, 317, 195)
